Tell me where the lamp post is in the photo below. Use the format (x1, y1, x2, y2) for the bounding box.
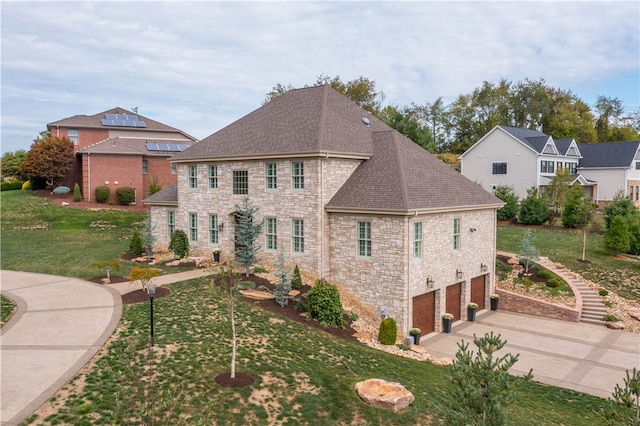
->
(147, 283, 156, 346)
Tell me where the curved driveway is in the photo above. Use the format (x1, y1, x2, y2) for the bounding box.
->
(0, 270, 121, 426)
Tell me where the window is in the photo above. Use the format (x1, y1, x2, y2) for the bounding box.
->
(188, 165, 197, 189)
(636, 162, 640, 170)
(413, 222, 422, 258)
(171, 163, 177, 174)
(265, 163, 277, 189)
(167, 211, 175, 237)
(357, 221, 372, 257)
(233, 170, 248, 194)
(453, 218, 461, 250)
(541, 160, 548, 173)
(292, 219, 304, 253)
(492, 162, 507, 175)
(68, 129, 79, 144)
(548, 161, 554, 174)
(189, 213, 198, 242)
(565, 162, 577, 174)
(208, 165, 218, 189)
(292, 161, 304, 189)
(142, 160, 148, 174)
(265, 217, 277, 250)
(556, 161, 563, 171)
(209, 214, 219, 244)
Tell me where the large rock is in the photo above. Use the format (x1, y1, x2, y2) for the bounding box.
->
(240, 290, 275, 300)
(355, 379, 414, 412)
(605, 321, 625, 330)
(628, 309, 640, 321)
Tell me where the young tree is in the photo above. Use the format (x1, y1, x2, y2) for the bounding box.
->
(604, 189, 639, 229)
(439, 332, 533, 425)
(604, 216, 631, 255)
(546, 167, 573, 215)
(518, 186, 549, 225)
(234, 197, 264, 277)
(562, 185, 590, 229)
(142, 217, 156, 259)
(273, 249, 293, 307)
(519, 230, 539, 275)
(603, 367, 640, 425)
(129, 230, 143, 256)
(91, 260, 120, 279)
(22, 135, 74, 187)
(493, 185, 519, 221)
(128, 267, 161, 292)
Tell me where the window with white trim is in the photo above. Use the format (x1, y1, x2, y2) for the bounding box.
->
(68, 129, 79, 144)
(189, 213, 198, 242)
(167, 211, 175, 237)
(208, 165, 218, 189)
(413, 222, 422, 258)
(453, 218, 461, 250)
(188, 165, 197, 189)
(357, 221, 372, 257)
(233, 170, 248, 194)
(142, 160, 148, 174)
(292, 219, 304, 253)
(292, 162, 304, 189)
(492, 162, 507, 175)
(209, 214, 219, 244)
(265, 163, 277, 189)
(265, 217, 277, 250)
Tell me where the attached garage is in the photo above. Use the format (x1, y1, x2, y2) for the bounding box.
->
(470, 275, 487, 310)
(446, 283, 462, 320)
(412, 291, 436, 334)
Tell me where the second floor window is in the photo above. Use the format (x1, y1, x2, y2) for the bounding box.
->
(142, 160, 148, 174)
(492, 162, 507, 175)
(292, 161, 304, 189)
(167, 211, 175, 237)
(208, 165, 218, 189)
(68, 129, 79, 144)
(413, 222, 422, 258)
(209, 214, 219, 244)
(265, 163, 277, 189)
(233, 170, 248, 194)
(188, 165, 197, 189)
(189, 213, 198, 242)
(541, 160, 555, 174)
(357, 221, 371, 257)
(265, 217, 277, 250)
(171, 163, 177, 174)
(453, 218, 461, 250)
(292, 219, 304, 253)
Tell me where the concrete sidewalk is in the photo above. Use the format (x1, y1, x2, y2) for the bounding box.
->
(107, 268, 215, 295)
(0, 271, 122, 426)
(422, 310, 640, 399)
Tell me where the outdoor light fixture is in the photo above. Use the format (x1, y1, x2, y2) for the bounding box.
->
(480, 262, 488, 272)
(147, 283, 157, 347)
(456, 269, 464, 279)
(219, 222, 224, 231)
(426, 276, 434, 289)
(469, 228, 477, 232)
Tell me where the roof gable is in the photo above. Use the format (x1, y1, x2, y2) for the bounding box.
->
(171, 85, 389, 162)
(578, 141, 640, 168)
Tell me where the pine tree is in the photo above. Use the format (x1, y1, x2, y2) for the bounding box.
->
(129, 230, 143, 256)
(604, 216, 630, 255)
(273, 249, 293, 307)
(233, 197, 264, 276)
(493, 185, 519, 221)
(603, 368, 640, 425)
(73, 182, 82, 202)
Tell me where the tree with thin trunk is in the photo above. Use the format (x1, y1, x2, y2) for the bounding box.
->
(234, 197, 264, 277)
(519, 230, 539, 275)
(128, 267, 161, 292)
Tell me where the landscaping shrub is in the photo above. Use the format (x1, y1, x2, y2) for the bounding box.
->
(602, 314, 619, 322)
(291, 265, 303, 290)
(546, 277, 562, 288)
(148, 176, 162, 195)
(168, 229, 189, 259)
(599, 289, 609, 297)
(0, 181, 23, 191)
(494, 185, 519, 221)
(378, 317, 397, 345)
(21, 181, 30, 190)
(95, 185, 110, 203)
(129, 230, 143, 256)
(73, 183, 82, 202)
(116, 186, 136, 205)
(523, 279, 534, 291)
(306, 279, 346, 329)
(537, 269, 553, 280)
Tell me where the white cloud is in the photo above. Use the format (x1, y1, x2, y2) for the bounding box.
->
(2, 1, 638, 154)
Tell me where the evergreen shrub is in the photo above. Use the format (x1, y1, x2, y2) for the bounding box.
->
(73, 183, 82, 202)
(306, 280, 346, 329)
(291, 265, 303, 290)
(168, 229, 189, 259)
(129, 230, 143, 256)
(95, 185, 110, 203)
(378, 317, 397, 345)
(116, 186, 136, 205)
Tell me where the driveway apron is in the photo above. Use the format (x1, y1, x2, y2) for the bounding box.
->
(423, 310, 640, 399)
(1, 270, 121, 426)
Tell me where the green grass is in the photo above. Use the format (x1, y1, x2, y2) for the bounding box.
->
(29, 277, 607, 425)
(497, 224, 640, 302)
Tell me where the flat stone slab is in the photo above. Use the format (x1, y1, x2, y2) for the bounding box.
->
(240, 290, 275, 300)
(355, 379, 414, 412)
(605, 321, 625, 330)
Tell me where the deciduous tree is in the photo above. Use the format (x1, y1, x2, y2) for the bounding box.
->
(1, 149, 27, 180)
(22, 135, 74, 187)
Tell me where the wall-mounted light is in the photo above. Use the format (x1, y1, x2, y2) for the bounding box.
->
(469, 228, 477, 232)
(426, 276, 434, 289)
(456, 269, 464, 279)
(105, 181, 109, 185)
(114, 181, 119, 185)
(480, 262, 488, 272)
(219, 222, 224, 231)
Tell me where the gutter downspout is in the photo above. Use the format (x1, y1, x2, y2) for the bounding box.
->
(87, 153, 91, 202)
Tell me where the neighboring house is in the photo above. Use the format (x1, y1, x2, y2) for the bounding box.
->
(144, 85, 503, 335)
(460, 126, 587, 201)
(47, 108, 196, 204)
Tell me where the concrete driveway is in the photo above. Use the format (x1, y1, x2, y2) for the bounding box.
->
(0, 270, 121, 426)
(422, 310, 640, 399)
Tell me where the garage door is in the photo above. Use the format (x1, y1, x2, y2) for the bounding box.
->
(446, 283, 462, 320)
(412, 291, 435, 334)
(470, 275, 486, 310)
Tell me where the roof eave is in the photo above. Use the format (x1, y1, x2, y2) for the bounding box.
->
(172, 151, 371, 163)
(325, 203, 504, 216)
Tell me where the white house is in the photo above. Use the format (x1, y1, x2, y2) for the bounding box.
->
(145, 85, 503, 335)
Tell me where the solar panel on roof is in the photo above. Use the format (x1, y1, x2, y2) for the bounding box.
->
(103, 114, 146, 127)
(178, 144, 190, 151)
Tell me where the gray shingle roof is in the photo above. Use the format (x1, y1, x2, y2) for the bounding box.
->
(78, 137, 196, 156)
(578, 141, 640, 168)
(498, 126, 550, 153)
(171, 85, 388, 161)
(144, 182, 178, 205)
(47, 107, 195, 139)
(327, 130, 501, 212)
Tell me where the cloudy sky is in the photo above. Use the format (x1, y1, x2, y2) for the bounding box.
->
(2, 1, 638, 154)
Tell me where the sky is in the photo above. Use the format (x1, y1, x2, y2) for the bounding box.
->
(2, 0, 639, 154)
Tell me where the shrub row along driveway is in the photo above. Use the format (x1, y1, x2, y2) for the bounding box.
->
(0, 270, 122, 425)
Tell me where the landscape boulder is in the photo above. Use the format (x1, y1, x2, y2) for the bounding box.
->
(605, 321, 625, 330)
(628, 308, 640, 322)
(355, 379, 414, 412)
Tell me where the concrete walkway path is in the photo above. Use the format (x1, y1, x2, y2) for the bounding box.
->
(422, 310, 640, 399)
(0, 271, 122, 426)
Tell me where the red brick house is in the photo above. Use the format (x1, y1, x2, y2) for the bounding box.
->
(47, 108, 196, 204)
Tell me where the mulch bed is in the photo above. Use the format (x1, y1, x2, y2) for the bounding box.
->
(214, 372, 256, 388)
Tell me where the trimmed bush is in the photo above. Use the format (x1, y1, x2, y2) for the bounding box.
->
(545, 277, 562, 288)
(378, 317, 397, 345)
(21, 181, 30, 190)
(73, 183, 82, 202)
(1, 181, 23, 191)
(116, 186, 136, 205)
(306, 280, 346, 329)
(537, 269, 553, 280)
(168, 229, 189, 259)
(129, 230, 143, 256)
(291, 265, 303, 290)
(95, 185, 110, 203)
(599, 289, 609, 296)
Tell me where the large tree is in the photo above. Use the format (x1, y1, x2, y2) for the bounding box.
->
(542, 88, 597, 143)
(22, 135, 74, 187)
(1, 149, 27, 180)
(234, 197, 264, 277)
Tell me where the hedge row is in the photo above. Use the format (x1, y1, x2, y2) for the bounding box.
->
(1, 181, 25, 191)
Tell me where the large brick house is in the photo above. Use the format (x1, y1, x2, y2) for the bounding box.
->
(145, 86, 502, 335)
(47, 108, 196, 204)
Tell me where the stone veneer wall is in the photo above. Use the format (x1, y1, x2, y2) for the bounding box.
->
(495, 289, 580, 322)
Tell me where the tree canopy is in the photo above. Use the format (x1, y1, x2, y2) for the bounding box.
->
(22, 135, 74, 186)
(1, 149, 27, 180)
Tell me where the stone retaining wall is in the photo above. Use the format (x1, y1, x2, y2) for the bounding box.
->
(495, 288, 580, 322)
